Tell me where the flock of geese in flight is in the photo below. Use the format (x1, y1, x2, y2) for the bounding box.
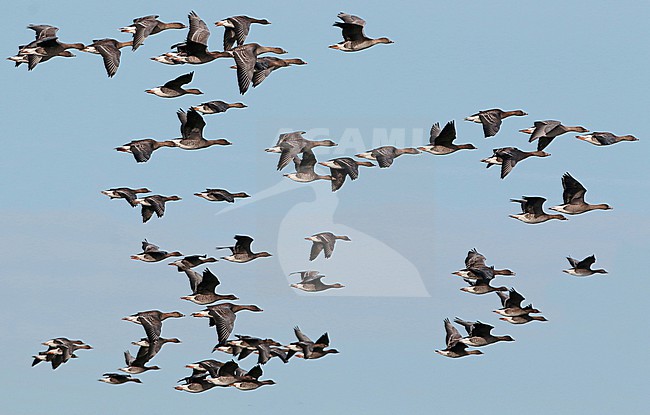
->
(18, 7, 638, 392)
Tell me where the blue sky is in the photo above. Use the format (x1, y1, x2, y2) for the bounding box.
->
(2, 1, 649, 414)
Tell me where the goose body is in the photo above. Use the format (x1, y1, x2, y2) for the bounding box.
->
(119, 15, 186, 51)
(119, 349, 161, 374)
(82, 38, 132, 77)
(157, 11, 232, 65)
(194, 189, 250, 202)
(481, 147, 550, 179)
(33, 338, 92, 369)
(121, 313, 181, 373)
(435, 319, 483, 358)
(174, 375, 215, 393)
(355, 146, 420, 168)
(576, 132, 638, 146)
(305, 232, 351, 261)
(101, 187, 151, 207)
(290, 270, 345, 292)
(171, 109, 232, 150)
(229, 365, 275, 390)
(191, 101, 247, 114)
(216, 235, 272, 263)
(464, 109, 527, 138)
(454, 318, 514, 347)
(563, 255, 607, 277)
(284, 150, 333, 183)
(289, 327, 339, 360)
(493, 288, 541, 317)
(180, 268, 238, 305)
(549, 173, 612, 214)
(418, 121, 476, 155)
(329, 12, 393, 52)
(268, 131, 338, 171)
(215, 16, 271, 51)
(192, 303, 263, 346)
(499, 315, 548, 324)
(11, 25, 60, 68)
(510, 196, 567, 224)
(204, 360, 251, 387)
(453, 248, 515, 278)
(249, 57, 307, 88)
(99, 373, 142, 384)
(115, 139, 176, 163)
(16, 31, 84, 70)
(232, 43, 287, 94)
(169, 255, 218, 272)
(520, 120, 589, 151)
(318, 157, 374, 192)
(133, 195, 182, 223)
(145, 71, 202, 97)
(122, 310, 184, 325)
(460, 267, 508, 295)
(130, 239, 182, 262)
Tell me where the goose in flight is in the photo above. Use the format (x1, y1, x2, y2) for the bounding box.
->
(355, 146, 420, 168)
(283, 150, 333, 183)
(180, 268, 239, 305)
(215, 16, 271, 51)
(194, 189, 250, 203)
(464, 108, 527, 138)
(305, 232, 351, 261)
(329, 12, 393, 51)
(481, 147, 550, 179)
(168, 255, 217, 272)
(145, 71, 203, 98)
(132, 195, 182, 223)
(453, 318, 515, 347)
(101, 187, 151, 207)
(435, 319, 483, 358)
(99, 373, 142, 384)
(576, 131, 638, 146)
(418, 120, 476, 155)
(130, 239, 182, 262)
(510, 196, 567, 224)
(452, 248, 516, 278)
(119, 15, 186, 51)
(192, 303, 263, 346)
(172, 109, 232, 150)
(82, 38, 133, 77)
(289, 270, 345, 292)
(216, 235, 272, 263)
(318, 157, 374, 192)
(520, 120, 589, 151)
(267, 131, 337, 171)
(563, 255, 607, 277)
(232, 43, 287, 94)
(549, 173, 612, 214)
(191, 100, 247, 114)
(156, 11, 232, 65)
(115, 138, 176, 163)
(493, 288, 542, 317)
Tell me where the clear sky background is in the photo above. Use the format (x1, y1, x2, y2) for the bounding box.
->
(2, 1, 649, 414)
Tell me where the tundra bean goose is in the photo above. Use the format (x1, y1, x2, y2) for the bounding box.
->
(329, 12, 393, 51)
